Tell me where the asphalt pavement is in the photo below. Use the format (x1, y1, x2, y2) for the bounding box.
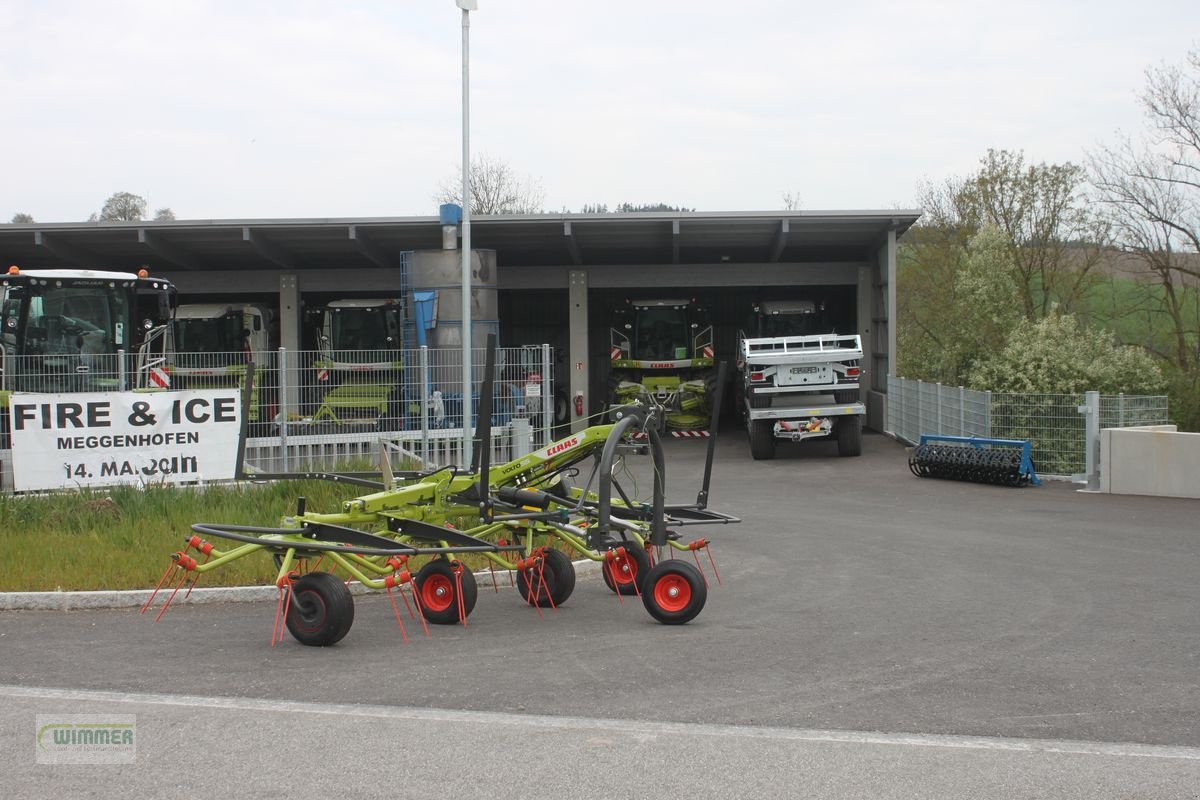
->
(3, 430, 1199, 798)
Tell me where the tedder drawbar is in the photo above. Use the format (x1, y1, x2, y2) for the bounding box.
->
(143, 337, 739, 646)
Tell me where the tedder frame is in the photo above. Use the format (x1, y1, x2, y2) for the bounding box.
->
(144, 337, 739, 646)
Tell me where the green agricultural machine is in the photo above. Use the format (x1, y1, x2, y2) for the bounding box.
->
(607, 298, 718, 432)
(144, 340, 737, 646)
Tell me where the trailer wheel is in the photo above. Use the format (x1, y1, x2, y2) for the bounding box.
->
(837, 415, 863, 457)
(517, 548, 576, 607)
(749, 419, 775, 460)
(415, 560, 479, 624)
(285, 572, 355, 646)
(834, 390, 859, 404)
(642, 560, 707, 624)
(601, 542, 650, 595)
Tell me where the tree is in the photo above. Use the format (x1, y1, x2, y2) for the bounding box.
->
(1089, 47, 1200, 429)
(782, 191, 802, 211)
(10, 212, 34, 223)
(98, 192, 147, 222)
(575, 202, 694, 213)
(951, 225, 1023, 378)
(613, 202, 694, 213)
(154, 207, 177, 221)
(896, 174, 984, 382)
(898, 224, 1021, 384)
(968, 311, 1165, 395)
(973, 149, 1108, 318)
(898, 150, 1109, 384)
(917, 149, 1107, 319)
(435, 153, 545, 215)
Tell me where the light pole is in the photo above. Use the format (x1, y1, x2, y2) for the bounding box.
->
(456, 0, 476, 465)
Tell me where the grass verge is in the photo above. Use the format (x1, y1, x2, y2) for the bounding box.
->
(0, 480, 365, 592)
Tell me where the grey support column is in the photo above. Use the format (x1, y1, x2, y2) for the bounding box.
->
(568, 269, 589, 433)
(857, 261, 872, 394)
(885, 228, 896, 387)
(279, 274, 302, 412)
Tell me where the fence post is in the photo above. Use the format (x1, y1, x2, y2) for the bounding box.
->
(277, 347, 289, 472)
(1118, 392, 1125, 427)
(1079, 390, 1100, 491)
(985, 391, 992, 438)
(916, 379, 922, 440)
(118, 348, 127, 391)
(420, 346, 430, 466)
(959, 386, 965, 436)
(936, 381, 943, 434)
(886, 375, 894, 436)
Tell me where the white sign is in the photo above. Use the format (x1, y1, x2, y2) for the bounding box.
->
(9, 390, 242, 491)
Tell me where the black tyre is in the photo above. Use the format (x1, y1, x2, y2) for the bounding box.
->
(553, 390, 570, 427)
(834, 389, 859, 404)
(415, 560, 479, 625)
(748, 419, 775, 460)
(517, 548, 577, 608)
(642, 560, 707, 625)
(601, 542, 650, 596)
(837, 415, 863, 457)
(285, 572, 355, 646)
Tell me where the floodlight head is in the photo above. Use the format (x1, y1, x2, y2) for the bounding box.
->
(456, 0, 477, 10)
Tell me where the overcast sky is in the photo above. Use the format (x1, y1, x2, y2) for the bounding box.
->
(2, 1, 1196, 223)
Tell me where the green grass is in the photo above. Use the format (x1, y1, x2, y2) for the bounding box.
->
(0, 480, 366, 592)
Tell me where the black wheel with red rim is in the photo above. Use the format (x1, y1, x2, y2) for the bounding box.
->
(415, 559, 478, 625)
(516, 548, 577, 608)
(285, 571, 355, 646)
(601, 542, 650, 596)
(641, 560, 707, 625)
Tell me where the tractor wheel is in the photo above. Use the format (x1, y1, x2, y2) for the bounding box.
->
(553, 389, 570, 427)
(641, 560, 707, 625)
(285, 572, 355, 646)
(834, 389, 859, 404)
(749, 419, 775, 460)
(837, 415, 863, 457)
(415, 560, 479, 625)
(601, 542, 650, 596)
(517, 548, 577, 608)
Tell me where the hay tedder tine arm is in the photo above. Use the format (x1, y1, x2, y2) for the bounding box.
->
(190, 523, 419, 557)
(386, 517, 522, 553)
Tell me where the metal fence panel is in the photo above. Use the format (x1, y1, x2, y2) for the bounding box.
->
(0, 345, 559, 490)
(886, 376, 1169, 479)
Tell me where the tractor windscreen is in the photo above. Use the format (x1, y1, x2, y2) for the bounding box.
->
(759, 312, 823, 338)
(2, 282, 132, 392)
(329, 307, 397, 359)
(173, 313, 246, 367)
(24, 284, 129, 359)
(635, 307, 688, 360)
